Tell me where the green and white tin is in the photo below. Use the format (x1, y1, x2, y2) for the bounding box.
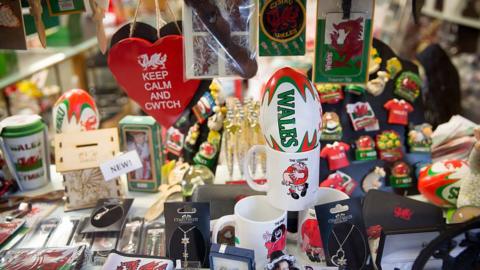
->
(0, 115, 50, 190)
(119, 115, 163, 192)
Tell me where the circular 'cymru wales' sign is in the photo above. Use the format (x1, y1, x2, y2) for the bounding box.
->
(260, 0, 306, 43)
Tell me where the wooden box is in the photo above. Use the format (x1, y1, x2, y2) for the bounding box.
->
(54, 128, 124, 211)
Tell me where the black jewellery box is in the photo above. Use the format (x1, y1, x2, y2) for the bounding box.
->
(362, 190, 445, 269)
(376, 229, 442, 270)
(209, 243, 255, 270)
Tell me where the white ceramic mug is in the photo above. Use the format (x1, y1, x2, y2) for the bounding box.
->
(298, 187, 350, 263)
(243, 145, 320, 211)
(212, 195, 287, 268)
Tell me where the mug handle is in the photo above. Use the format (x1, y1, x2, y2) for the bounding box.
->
(243, 145, 269, 192)
(212, 215, 236, 244)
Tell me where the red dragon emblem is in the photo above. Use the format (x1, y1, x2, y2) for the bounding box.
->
(393, 206, 413, 221)
(265, 4, 300, 33)
(330, 17, 364, 68)
(80, 115, 98, 131)
(117, 260, 168, 270)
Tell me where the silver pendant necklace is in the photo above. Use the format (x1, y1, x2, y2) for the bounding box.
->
(331, 224, 355, 267)
(178, 226, 196, 263)
(94, 204, 123, 220)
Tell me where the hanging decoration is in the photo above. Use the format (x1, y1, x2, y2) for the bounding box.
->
(259, 0, 306, 56)
(182, 0, 258, 79)
(313, 0, 374, 84)
(108, 35, 201, 128)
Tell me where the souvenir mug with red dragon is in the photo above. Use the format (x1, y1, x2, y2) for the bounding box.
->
(244, 67, 322, 211)
(0, 115, 50, 190)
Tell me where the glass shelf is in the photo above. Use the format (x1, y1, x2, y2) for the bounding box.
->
(0, 37, 98, 90)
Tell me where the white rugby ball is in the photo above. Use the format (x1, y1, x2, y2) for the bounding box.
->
(260, 67, 322, 152)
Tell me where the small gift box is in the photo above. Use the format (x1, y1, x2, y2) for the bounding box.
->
(209, 244, 255, 270)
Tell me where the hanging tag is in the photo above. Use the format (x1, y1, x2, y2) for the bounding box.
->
(0, 0, 27, 50)
(46, 0, 85, 16)
(182, 0, 258, 79)
(88, 0, 108, 53)
(313, 0, 374, 84)
(27, 0, 47, 48)
(259, 0, 306, 56)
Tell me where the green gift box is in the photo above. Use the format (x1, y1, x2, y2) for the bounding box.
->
(119, 116, 164, 192)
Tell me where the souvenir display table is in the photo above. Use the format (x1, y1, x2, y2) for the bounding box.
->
(9, 166, 341, 270)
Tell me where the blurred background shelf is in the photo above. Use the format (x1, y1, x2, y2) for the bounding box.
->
(422, 8, 480, 30)
(0, 37, 97, 90)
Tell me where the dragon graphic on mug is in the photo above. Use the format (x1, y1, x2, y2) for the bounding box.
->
(264, 224, 287, 259)
(282, 161, 309, 199)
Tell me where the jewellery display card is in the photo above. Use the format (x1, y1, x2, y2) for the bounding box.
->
(165, 202, 210, 268)
(313, 0, 374, 84)
(315, 198, 371, 269)
(91, 231, 120, 265)
(141, 221, 166, 257)
(182, 0, 257, 79)
(117, 218, 144, 254)
(45, 217, 79, 247)
(81, 198, 134, 233)
(101, 250, 174, 270)
(0, 0, 27, 50)
(69, 218, 94, 247)
(258, 0, 306, 56)
(18, 218, 59, 248)
(46, 0, 85, 16)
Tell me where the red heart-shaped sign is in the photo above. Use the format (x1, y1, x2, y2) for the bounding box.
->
(108, 35, 201, 128)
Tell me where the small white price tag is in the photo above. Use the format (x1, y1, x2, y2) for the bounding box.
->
(100, 151, 143, 181)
